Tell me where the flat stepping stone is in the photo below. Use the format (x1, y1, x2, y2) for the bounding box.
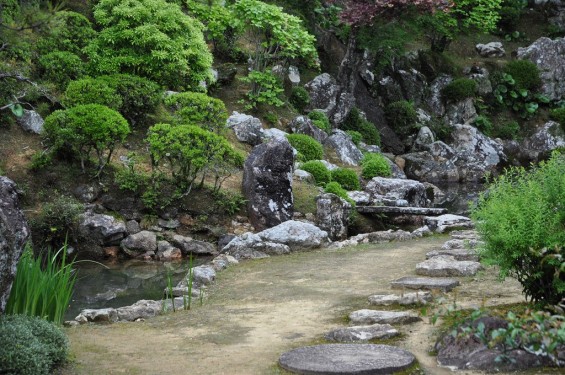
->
(450, 230, 480, 240)
(441, 239, 483, 250)
(368, 291, 432, 306)
(426, 249, 479, 262)
(349, 309, 421, 325)
(279, 344, 415, 374)
(415, 255, 482, 277)
(391, 276, 460, 292)
(424, 214, 474, 233)
(325, 324, 399, 342)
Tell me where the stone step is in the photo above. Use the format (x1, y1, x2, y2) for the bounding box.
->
(357, 206, 447, 216)
(450, 229, 480, 240)
(415, 255, 483, 277)
(441, 239, 483, 250)
(426, 248, 479, 262)
(390, 276, 460, 292)
(424, 214, 474, 233)
(325, 323, 399, 342)
(349, 309, 421, 325)
(279, 344, 416, 375)
(368, 291, 432, 306)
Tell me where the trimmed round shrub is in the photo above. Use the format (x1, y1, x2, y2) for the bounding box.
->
(0, 314, 68, 375)
(308, 110, 331, 134)
(504, 60, 541, 91)
(384, 100, 418, 138)
(331, 168, 360, 191)
(163, 91, 227, 133)
(286, 134, 324, 162)
(441, 78, 477, 102)
(300, 160, 331, 186)
(361, 153, 392, 179)
(471, 152, 565, 305)
(549, 107, 565, 131)
(38, 51, 85, 90)
(289, 86, 310, 113)
(346, 130, 362, 145)
(324, 181, 355, 207)
(341, 107, 381, 145)
(62, 78, 122, 110)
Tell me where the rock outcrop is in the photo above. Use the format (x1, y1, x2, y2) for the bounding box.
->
(227, 111, 264, 146)
(316, 193, 351, 241)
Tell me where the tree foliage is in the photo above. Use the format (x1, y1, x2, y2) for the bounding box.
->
(85, 0, 213, 90)
(164, 91, 228, 133)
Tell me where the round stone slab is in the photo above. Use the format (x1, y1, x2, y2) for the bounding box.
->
(279, 344, 415, 374)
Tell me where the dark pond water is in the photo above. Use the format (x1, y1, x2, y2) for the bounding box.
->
(65, 257, 209, 320)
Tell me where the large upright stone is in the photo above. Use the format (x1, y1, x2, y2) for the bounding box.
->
(323, 130, 364, 166)
(0, 177, 30, 313)
(242, 138, 294, 231)
(316, 193, 351, 241)
(289, 116, 328, 144)
(226, 111, 264, 146)
(78, 212, 127, 257)
(304, 73, 339, 114)
(365, 177, 429, 207)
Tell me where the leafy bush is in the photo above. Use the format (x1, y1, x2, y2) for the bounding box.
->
(341, 107, 381, 145)
(504, 60, 542, 91)
(36, 11, 96, 56)
(493, 72, 548, 119)
(384, 100, 419, 138)
(324, 181, 355, 207)
(346, 130, 362, 145)
(30, 195, 83, 249)
(62, 78, 122, 110)
(43, 104, 130, 175)
(213, 190, 246, 215)
(289, 86, 310, 113)
(286, 133, 324, 162)
(550, 107, 565, 131)
(497, 0, 525, 31)
(471, 152, 565, 305)
(240, 70, 284, 109)
(164, 91, 228, 133)
(300, 160, 331, 186)
(37, 51, 85, 91)
(331, 168, 360, 191)
(473, 115, 494, 136)
(492, 120, 520, 140)
(308, 110, 331, 134)
(441, 78, 477, 102)
(361, 153, 392, 179)
(98, 74, 162, 126)
(0, 314, 68, 375)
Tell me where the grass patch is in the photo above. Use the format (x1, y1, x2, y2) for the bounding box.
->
(292, 179, 320, 215)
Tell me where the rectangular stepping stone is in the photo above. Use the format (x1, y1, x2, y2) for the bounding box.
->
(390, 276, 460, 292)
(416, 255, 483, 277)
(450, 230, 479, 240)
(424, 214, 474, 233)
(441, 239, 483, 250)
(349, 309, 421, 325)
(368, 291, 432, 306)
(426, 249, 479, 262)
(325, 324, 398, 342)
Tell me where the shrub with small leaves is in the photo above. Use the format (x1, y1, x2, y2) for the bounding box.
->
(62, 78, 122, 110)
(492, 120, 520, 140)
(308, 110, 331, 134)
(286, 133, 324, 162)
(36, 11, 96, 56)
(331, 168, 360, 191)
(289, 86, 310, 113)
(164, 91, 227, 133)
(341, 107, 381, 145)
(504, 60, 542, 91)
(346, 130, 362, 145)
(324, 181, 355, 207)
(550, 108, 565, 131)
(37, 51, 85, 91)
(240, 70, 284, 110)
(300, 160, 331, 186)
(30, 194, 83, 249)
(384, 100, 419, 138)
(441, 78, 477, 102)
(361, 153, 392, 179)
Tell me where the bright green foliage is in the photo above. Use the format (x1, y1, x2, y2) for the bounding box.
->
(504, 60, 542, 91)
(361, 153, 392, 179)
(300, 160, 331, 186)
(36, 11, 96, 56)
(98, 74, 162, 126)
(341, 107, 381, 146)
(286, 134, 324, 162)
(442, 78, 477, 102)
(30, 195, 83, 250)
(384, 101, 419, 138)
(472, 115, 493, 136)
(289, 86, 310, 114)
(550, 108, 565, 131)
(0, 314, 68, 375)
(164, 92, 228, 133)
(346, 130, 362, 145)
(43, 104, 130, 174)
(147, 123, 244, 193)
(86, 0, 213, 90)
(6, 246, 77, 325)
(308, 110, 331, 134)
(324, 181, 355, 207)
(331, 168, 360, 191)
(62, 78, 122, 110)
(471, 152, 565, 305)
(37, 51, 85, 91)
(239, 70, 285, 110)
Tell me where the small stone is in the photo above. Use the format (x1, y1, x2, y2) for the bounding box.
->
(349, 309, 421, 325)
(368, 291, 432, 306)
(325, 324, 399, 342)
(391, 276, 460, 292)
(126, 220, 141, 235)
(158, 218, 180, 229)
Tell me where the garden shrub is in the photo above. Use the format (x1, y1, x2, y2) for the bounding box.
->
(492, 120, 520, 140)
(164, 91, 227, 133)
(504, 60, 542, 91)
(308, 110, 331, 134)
(37, 51, 85, 91)
(324, 181, 355, 207)
(471, 152, 565, 305)
(361, 153, 392, 179)
(331, 168, 360, 191)
(384, 100, 419, 138)
(286, 134, 324, 161)
(341, 107, 381, 145)
(0, 314, 68, 375)
(346, 130, 362, 145)
(300, 160, 331, 186)
(441, 78, 477, 102)
(550, 107, 565, 131)
(473, 115, 493, 136)
(30, 195, 83, 250)
(239, 70, 284, 109)
(289, 86, 310, 113)
(36, 11, 96, 56)
(62, 78, 122, 110)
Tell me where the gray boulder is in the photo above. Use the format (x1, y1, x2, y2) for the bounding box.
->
(517, 37, 565, 101)
(424, 214, 474, 233)
(304, 73, 339, 114)
(258, 220, 329, 251)
(403, 151, 460, 183)
(365, 177, 429, 207)
(349, 310, 421, 325)
(289, 116, 328, 144)
(287, 65, 300, 85)
(78, 212, 127, 257)
(325, 324, 398, 342)
(222, 232, 291, 260)
(323, 130, 363, 166)
(396, 68, 428, 106)
(316, 193, 352, 241)
(426, 75, 452, 117)
(76, 308, 118, 323)
(415, 255, 483, 277)
(445, 98, 478, 126)
(293, 169, 314, 183)
(0, 177, 30, 313)
(191, 265, 216, 286)
(155, 240, 182, 260)
(412, 126, 435, 150)
(116, 300, 163, 321)
(170, 235, 216, 255)
(346, 191, 372, 206)
(121, 230, 157, 257)
(368, 292, 432, 306)
(475, 42, 505, 58)
(521, 121, 565, 161)
(226, 111, 264, 145)
(465, 66, 493, 95)
(263, 127, 288, 141)
(242, 137, 294, 231)
(17, 109, 44, 133)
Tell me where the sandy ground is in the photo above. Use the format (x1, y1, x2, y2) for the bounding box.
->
(63, 236, 546, 375)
